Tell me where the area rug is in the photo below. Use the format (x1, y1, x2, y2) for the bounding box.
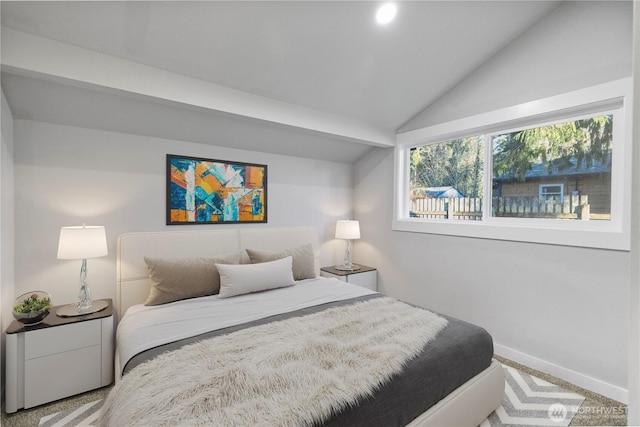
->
(38, 399, 103, 427)
(39, 365, 585, 427)
(481, 365, 585, 427)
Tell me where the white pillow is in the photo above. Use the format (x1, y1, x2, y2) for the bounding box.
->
(217, 256, 295, 298)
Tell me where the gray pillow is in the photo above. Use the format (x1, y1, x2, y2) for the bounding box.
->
(144, 253, 240, 306)
(245, 243, 316, 280)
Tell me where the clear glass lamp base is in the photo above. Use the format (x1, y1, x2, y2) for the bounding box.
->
(57, 259, 109, 317)
(56, 299, 109, 317)
(336, 239, 360, 271)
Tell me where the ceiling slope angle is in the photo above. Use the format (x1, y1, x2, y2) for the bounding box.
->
(0, 1, 562, 162)
(0, 27, 394, 159)
(1, 71, 378, 164)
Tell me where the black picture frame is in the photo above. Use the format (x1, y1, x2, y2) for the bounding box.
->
(166, 154, 267, 225)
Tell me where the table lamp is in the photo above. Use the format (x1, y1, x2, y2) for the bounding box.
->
(335, 220, 361, 271)
(56, 225, 109, 317)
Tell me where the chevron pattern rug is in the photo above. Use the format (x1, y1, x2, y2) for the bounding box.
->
(38, 400, 103, 427)
(481, 364, 585, 426)
(39, 364, 585, 427)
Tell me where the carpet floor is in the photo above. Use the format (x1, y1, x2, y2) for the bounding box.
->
(2, 386, 111, 427)
(1, 356, 627, 426)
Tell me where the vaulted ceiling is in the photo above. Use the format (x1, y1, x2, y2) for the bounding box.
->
(1, 1, 562, 163)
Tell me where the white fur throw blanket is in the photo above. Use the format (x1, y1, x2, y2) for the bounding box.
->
(99, 297, 448, 427)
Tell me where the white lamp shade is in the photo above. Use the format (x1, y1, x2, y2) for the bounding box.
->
(335, 220, 360, 240)
(57, 226, 108, 259)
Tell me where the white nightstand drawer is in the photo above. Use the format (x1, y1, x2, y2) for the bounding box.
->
(24, 345, 101, 408)
(347, 270, 377, 290)
(320, 265, 377, 291)
(25, 320, 101, 360)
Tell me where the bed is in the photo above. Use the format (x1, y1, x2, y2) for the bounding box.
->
(104, 226, 504, 426)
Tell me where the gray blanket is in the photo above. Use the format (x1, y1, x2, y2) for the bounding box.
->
(123, 295, 493, 426)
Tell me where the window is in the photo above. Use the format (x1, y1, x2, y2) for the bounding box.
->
(394, 78, 632, 250)
(410, 136, 484, 221)
(539, 184, 564, 204)
(492, 115, 612, 220)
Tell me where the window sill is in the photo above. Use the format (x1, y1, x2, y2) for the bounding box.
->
(392, 218, 629, 251)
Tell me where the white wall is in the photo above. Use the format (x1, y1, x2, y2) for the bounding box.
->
(12, 120, 353, 309)
(400, 1, 632, 131)
(1, 90, 16, 408)
(356, 1, 632, 402)
(627, 2, 640, 423)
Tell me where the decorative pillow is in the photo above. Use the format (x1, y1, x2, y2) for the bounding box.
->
(217, 256, 295, 298)
(245, 243, 316, 280)
(144, 253, 240, 306)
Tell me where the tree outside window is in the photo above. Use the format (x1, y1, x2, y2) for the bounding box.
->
(409, 115, 613, 221)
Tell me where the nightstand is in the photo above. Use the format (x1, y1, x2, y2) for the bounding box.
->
(320, 265, 377, 291)
(5, 299, 114, 413)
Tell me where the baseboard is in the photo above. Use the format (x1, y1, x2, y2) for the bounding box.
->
(494, 343, 628, 404)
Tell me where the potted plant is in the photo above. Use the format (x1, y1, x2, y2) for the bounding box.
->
(13, 292, 52, 324)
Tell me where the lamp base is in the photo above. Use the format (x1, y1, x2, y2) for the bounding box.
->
(56, 300, 109, 317)
(334, 264, 361, 271)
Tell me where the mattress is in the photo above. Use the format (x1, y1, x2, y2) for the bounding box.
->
(115, 278, 494, 426)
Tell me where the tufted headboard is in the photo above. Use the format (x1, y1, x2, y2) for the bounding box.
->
(116, 227, 320, 320)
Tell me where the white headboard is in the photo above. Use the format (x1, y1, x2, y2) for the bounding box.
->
(116, 227, 320, 320)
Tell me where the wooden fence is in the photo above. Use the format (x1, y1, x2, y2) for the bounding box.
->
(410, 195, 596, 220)
(411, 196, 483, 220)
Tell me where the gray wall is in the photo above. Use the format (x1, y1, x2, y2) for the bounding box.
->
(355, 1, 632, 401)
(11, 120, 354, 309)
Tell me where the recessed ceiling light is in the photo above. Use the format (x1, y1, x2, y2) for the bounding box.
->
(376, 3, 397, 25)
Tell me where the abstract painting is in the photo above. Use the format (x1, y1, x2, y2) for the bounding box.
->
(167, 154, 267, 224)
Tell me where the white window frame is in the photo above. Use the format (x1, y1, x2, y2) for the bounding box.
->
(539, 184, 564, 204)
(393, 78, 632, 251)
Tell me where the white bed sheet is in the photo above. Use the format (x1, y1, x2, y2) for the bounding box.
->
(117, 276, 376, 371)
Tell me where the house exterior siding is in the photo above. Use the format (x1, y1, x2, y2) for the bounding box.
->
(499, 173, 611, 214)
